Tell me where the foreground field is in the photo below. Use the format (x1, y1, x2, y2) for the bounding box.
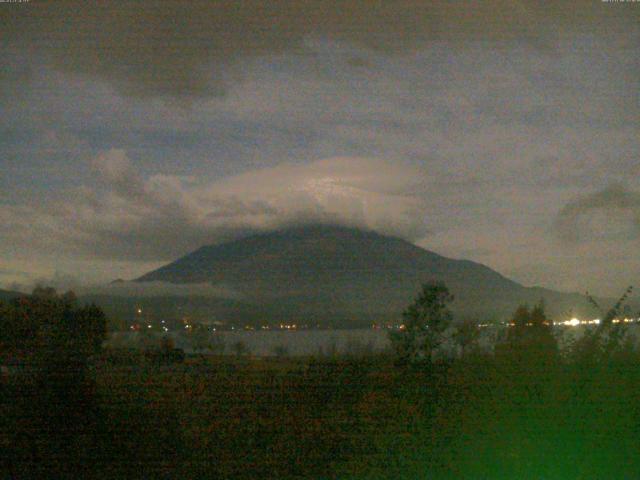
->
(4, 350, 640, 479)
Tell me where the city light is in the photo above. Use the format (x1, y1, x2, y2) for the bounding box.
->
(550, 317, 638, 327)
(567, 318, 580, 327)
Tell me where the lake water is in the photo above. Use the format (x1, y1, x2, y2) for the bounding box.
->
(106, 326, 509, 356)
(106, 324, 640, 357)
(107, 329, 392, 356)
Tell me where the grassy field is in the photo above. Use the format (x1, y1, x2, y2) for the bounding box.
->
(3, 349, 640, 479)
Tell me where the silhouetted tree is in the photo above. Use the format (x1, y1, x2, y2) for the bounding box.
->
(496, 302, 557, 365)
(191, 323, 211, 354)
(575, 286, 634, 363)
(453, 319, 480, 357)
(0, 287, 106, 360)
(390, 281, 453, 364)
(0, 287, 107, 478)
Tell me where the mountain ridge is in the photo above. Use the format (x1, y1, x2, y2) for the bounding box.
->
(135, 225, 601, 324)
(0, 288, 24, 302)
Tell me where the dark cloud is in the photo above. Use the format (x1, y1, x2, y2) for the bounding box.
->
(555, 184, 640, 243)
(3, 0, 636, 98)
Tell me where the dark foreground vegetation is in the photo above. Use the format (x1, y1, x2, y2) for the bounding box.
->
(2, 285, 640, 479)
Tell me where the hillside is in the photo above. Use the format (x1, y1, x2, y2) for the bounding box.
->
(0, 288, 24, 302)
(134, 225, 602, 325)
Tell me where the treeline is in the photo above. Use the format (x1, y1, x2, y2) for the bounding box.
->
(0, 287, 107, 478)
(391, 282, 638, 366)
(0, 287, 106, 359)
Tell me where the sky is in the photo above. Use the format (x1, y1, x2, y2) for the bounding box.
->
(0, 0, 639, 296)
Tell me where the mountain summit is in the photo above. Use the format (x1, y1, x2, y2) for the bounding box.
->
(136, 225, 596, 324)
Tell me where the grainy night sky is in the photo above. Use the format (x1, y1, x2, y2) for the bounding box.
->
(1, 1, 638, 296)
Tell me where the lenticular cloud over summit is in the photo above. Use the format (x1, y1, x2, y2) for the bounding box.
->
(0, 150, 429, 263)
(200, 156, 429, 239)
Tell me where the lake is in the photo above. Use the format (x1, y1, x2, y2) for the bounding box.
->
(107, 329, 392, 356)
(106, 324, 640, 356)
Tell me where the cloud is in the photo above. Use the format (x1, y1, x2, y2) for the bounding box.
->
(2, 271, 240, 298)
(555, 184, 640, 243)
(3, 0, 636, 98)
(0, 150, 429, 262)
(0, 13, 637, 296)
(82, 281, 243, 298)
(203, 156, 430, 238)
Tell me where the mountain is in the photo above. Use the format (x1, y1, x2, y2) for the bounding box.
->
(134, 225, 602, 326)
(0, 288, 25, 302)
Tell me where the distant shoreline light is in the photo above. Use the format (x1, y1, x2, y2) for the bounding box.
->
(552, 317, 640, 327)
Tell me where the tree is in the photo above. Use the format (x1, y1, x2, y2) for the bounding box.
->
(0, 287, 108, 477)
(575, 286, 634, 362)
(0, 287, 106, 361)
(390, 282, 454, 364)
(496, 302, 557, 364)
(453, 319, 480, 357)
(70, 303, 107, 358)
(191, 323, 211, 354)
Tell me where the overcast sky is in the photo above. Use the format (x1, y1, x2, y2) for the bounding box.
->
(1, 0, 639, 296)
